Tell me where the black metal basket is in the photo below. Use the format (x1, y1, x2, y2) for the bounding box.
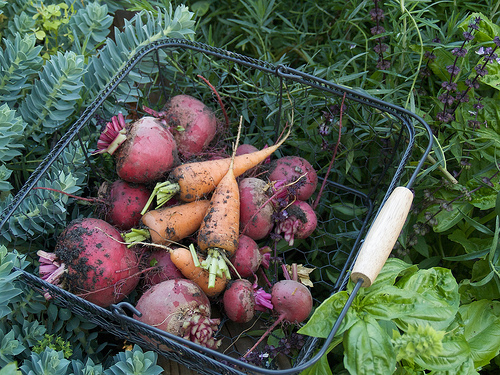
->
(0, 38, 432, 374)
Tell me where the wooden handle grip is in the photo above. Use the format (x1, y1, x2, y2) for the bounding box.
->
(350, 186, 414, 287)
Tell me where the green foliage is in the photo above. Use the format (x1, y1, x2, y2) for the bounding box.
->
(32, 334, 73, 359)
(103, 346, 163, 375)
(298, 259, 497, 374)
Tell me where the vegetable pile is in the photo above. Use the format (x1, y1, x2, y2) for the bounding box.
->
(37, 92, 320, 361)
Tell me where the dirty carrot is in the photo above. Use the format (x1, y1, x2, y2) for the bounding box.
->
(124, 200, 210, 246)
(170, 245, 227, 298)
(142, 125, 291, 210)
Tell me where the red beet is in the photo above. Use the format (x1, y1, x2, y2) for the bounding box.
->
(143, 249, 184, 287)
(267, 156, 318, 201)
(160, 94, 217, 158)
(276, 200, 318, 246)
(99, 179, 151, 230)
(134, 279, 221, 349)
(37, 218, 140, 307)
(223, 279, 256, 323)
(230, 235, 262, 278)
(239, 177, 275, 240)
(223, 279, 273, 323)
(94, 113, 179, 184)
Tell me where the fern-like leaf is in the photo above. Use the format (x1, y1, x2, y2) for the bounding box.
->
(19, 51, 86, 142)
(0, 103, 27, 163)
(0, 140, 89, 244)
(0, 33, 43, 104)
(84, 5, 195, 115)
(69, 2, 114, 54)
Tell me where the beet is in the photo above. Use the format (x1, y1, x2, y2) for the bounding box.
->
(223, 279, 256, 323)
(161, 94, 217, 158)
(276, 200, 318, 246)
(223, 279, 273, 323)
(143, 249, 184, 287)
(267, 156, 318, 201)
(134, 279, 221, 349)
(37, 218, 140, 307)
(230, 235, 262, 278)
(98, 179, 151, 230)
(239, 177, 275, 240)
(93, 113, 179, 184)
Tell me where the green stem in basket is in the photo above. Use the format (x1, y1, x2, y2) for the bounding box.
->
(122, 228, 150, 247)
(312, 92, 346, 210)
(140, 181, 180, 215)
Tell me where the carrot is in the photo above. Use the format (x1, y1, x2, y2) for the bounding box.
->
(123, 200, 210, 246)
(170, 245, 227, 298)
(141, 200, 210, 245)
(141, 126, 291, 211)
(194, 117, 245, 288)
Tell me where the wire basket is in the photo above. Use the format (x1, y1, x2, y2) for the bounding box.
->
(0, 38, 432, 374)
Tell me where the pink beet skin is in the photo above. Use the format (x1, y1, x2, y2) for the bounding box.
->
(100, 179, 151, 230)
(239, 177, 275, 240)
(267, 156, 318, 201)
(38, 218, 140, 308)
(276, 200, 318, 246)
(163, 94, 217, 158)
(271, 280, 313, 324)
(115, 116, 179, 184)
(134, 279, 221, 349)
(230, 235, 262, 278)
(223, 279, 256, 323)
(143, 249, 184, 287)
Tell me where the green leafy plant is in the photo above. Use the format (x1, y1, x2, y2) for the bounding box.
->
(299, 258, 500, 374)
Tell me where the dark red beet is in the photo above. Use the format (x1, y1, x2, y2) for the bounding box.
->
(134, 279, 221, 349)
(99, 179, 151, 230)
(143, 249, 184, 287)
(37, 218, 140, 307)
(267, 156, 318, 201)
(223, 279, 255, 323)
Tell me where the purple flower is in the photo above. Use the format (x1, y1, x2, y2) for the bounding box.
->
(371, 25, 385, 35)
(494, 36, 500, 47)
(473, 101, 484, 110)
(369, 8, 384, 21)
(463, 31, 474, 41)
(457, 91, 470, 103)
(373, 43, 388, 53)
(441, 81, 457, 91)
(446, 65, 461, 76)
(424, 51, 436, 60)
(465, 79, 480, 89)
(474, 65, 488, 76)
(436, 111, 454, 123)
(438, 93, 455, 106)
(452, 47, 468, 57)
(376, 59, 391, 70)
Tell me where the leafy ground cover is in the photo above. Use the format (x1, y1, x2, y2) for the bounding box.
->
(1, 0, 500, 374)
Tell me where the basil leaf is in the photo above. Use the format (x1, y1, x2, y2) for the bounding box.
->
(459, 300, 500, 368)
(298, 291, 358, 339)
(344, 316, 396, 375)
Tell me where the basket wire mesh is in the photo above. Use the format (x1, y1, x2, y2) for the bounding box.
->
(0, 38, 432, 374)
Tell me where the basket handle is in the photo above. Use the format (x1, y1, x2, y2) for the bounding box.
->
(350, 186, 414, 287)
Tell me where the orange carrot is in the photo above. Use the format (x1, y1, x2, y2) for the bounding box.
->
(141, 200, 210, 245)
(195, 118, 245, 288)
(141, 126, 291, 210)
(123, 200, 210, 246)
(170, 246, 227, 297)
